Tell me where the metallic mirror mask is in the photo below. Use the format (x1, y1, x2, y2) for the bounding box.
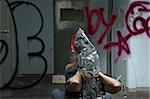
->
(72, 28, 100, 74)
(71, 28, 103, 98)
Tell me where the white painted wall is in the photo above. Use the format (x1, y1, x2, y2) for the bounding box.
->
(127, 35, 150, 88)
(112, 0, 150, 89)
(126, 0, 150, 88)
(148, 37, 150, 87)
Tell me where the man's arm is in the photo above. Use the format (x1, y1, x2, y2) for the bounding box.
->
(65, 62, 82, 92)
(66, 71, 82, 92)
(98, 72, 122, 94)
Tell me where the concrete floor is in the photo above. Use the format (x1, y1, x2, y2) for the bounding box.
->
(0, 75, 149, 99)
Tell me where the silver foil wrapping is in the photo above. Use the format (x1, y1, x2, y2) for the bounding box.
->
(74, 28, 103, 98)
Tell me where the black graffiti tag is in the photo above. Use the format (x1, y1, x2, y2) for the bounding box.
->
(1, 0, 47, 90)
(0, 40, 8, 65)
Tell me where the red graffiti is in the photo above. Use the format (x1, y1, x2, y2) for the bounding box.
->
(104, 1, 150, 62)
(85, 1, 150, 63)
(104, 31, 132, 63)
(125, 1, 150, 36)
(85, 7, 116, 44)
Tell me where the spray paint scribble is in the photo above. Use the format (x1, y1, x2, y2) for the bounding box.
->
(85, 7, 116, 44)
(0, 40, 8, 65)
(125, 1, 150, 36)
(85, 1, 150, 62)
(1, 0, 47, 90)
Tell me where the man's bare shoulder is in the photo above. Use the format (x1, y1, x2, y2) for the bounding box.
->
(65, 62, 77, 68)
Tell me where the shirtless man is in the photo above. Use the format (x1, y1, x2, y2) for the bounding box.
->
(65, 28, 122, 98)
(65, 53, 121, 98)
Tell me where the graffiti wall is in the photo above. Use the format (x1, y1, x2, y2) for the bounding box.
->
(12, 0, 54, 74)
(86, 0, 149, 61)
(85, 0, 109, 73)
(0, 0, 149, 93)
(0, 0, 54, 90)
(85, 0, 150, 88)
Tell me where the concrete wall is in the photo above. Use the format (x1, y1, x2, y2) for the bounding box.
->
(0, 0, 54, 92)
(11, 0, 54, 74)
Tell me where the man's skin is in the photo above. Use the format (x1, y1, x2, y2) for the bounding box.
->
(65, 53, 122, 94)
